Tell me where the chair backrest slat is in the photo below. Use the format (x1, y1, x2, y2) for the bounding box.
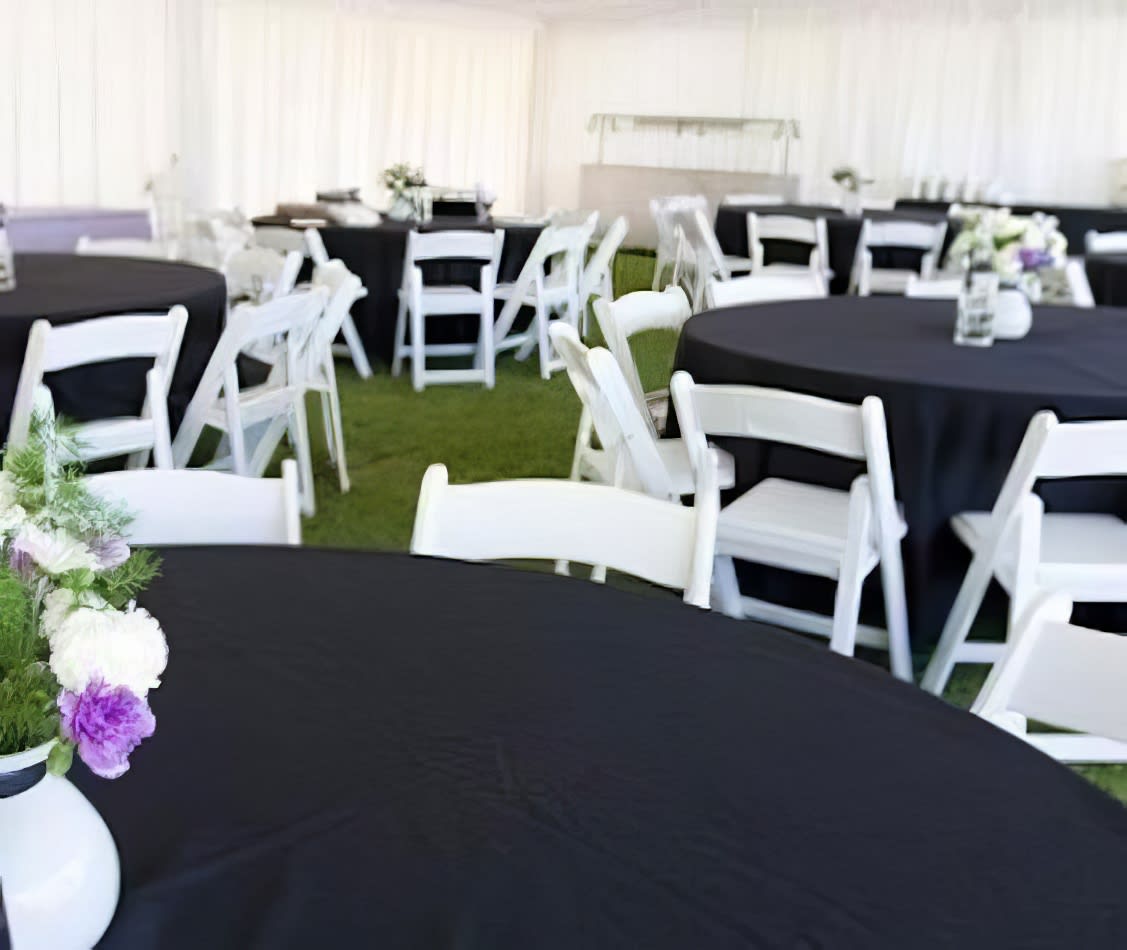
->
(864, 220, 946, 250)
(1034, 419, 1127, 479)
(707, 273, 825, 307)
(752, 214, 819, 245)
(905, 275, 962, 299)
(1085, 230, 1127, 255)
(408, 229, 498, 263)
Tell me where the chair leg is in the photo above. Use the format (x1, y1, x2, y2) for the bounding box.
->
(711, 555, 744, 618)
(536, 307, 553, 380)
(410, 306, 425, 393)
(391, 297, 408, 377)
(326, 374, 350, 493)
(829, 494, 872, 657)
(339, 314, 372, 379)
(879, 543, 914, 682)
(478, 304, 495, 390)
(320, 390, 336, 466)
(919, 550, 997, 695)
(290, 395, 316, 518)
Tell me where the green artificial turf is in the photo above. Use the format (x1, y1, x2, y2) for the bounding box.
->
(295, 248, 1127, 806)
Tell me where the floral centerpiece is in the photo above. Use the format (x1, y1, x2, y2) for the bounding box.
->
(831, 165, 872, 216)
(946, 206, 1067, 285)
(0, 412, 166, 779)
(383, 162, 427, 220)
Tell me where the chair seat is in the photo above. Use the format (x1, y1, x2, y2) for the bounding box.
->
(207, 383, 300, 429)
(580, 440, 736, 496)
(721, 254, 754, 275)
(718, 478, 902, 579)
(69, 418, 157, 461)
(952, 511, 1127, 599)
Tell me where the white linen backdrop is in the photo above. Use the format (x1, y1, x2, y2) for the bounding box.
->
(531, 0, 1127, 209)
(0, 0, 537, 214)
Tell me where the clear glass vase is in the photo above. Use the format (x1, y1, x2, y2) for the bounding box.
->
(955, 265, 999, 347)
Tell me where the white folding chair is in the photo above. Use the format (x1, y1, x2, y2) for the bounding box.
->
(579, 215, 628, 318)
(675, 207, 755, 311)
(303, 228, 331, 267)
(85, 460, 302, 547)
(972, 593, 1127, 763)
(552, 318, 735, 501)
(746, 213, 830, 282)
(905, 275, 963, 299)
(410, 460, 719, 609)
(254, 225, 309, 257)
(493, 216, 596, 379)
(650, 196, 699, 291)
(9, 308, 188, 469)
(224, 247, 303, 304)
(850, 219, 948, 296)
(922, 411, 1127, 695)
(75, 236, 175, 260)
(391, 230, 499, 392)
(309, 247, 373, 379)
(706, 272, 827, 308)
(1084, 230, 1127, 255)
(1065, 258, 1096, 308)
(721, 194, 785, 206)
(173, 288, 328, 517)
(670, 372, 913, 680)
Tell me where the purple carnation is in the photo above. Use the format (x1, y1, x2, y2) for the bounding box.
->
(88, 535, 131, 571)
(8, 545, 34, 581)
(1018, 247, 1054, 271)
(58, 679, 156, 779)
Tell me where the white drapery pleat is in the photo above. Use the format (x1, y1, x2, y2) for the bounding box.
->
(0, 0, 537, 214)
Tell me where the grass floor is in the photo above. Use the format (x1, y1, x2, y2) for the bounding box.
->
(297, 250, 1127, 805)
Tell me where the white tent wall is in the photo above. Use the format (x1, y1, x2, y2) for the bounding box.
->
(529, 1, 1127, 213)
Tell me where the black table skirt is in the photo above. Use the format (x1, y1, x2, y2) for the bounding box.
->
(715, 205, 946, 294)
(673, 297, 1127, 651)
(254, 217, 543, 365)
(0, 254, 226, 437)
(75, 547, 1127, 948)
(897, 198, 1127, 254)
(1086, 253, 1127, 307)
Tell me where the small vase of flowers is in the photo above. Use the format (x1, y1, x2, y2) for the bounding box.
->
(831, 166, 873, 217)
(384, 163, 427, 221)
(0, 410, 166, 948)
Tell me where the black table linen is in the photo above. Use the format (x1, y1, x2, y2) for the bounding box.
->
(1086, 253, 1127, 307)
(0, 254, 226, 436)
(673, 297, 1127, 650)
(75, 546, 1127, 948)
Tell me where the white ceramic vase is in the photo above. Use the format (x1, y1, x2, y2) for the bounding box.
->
(0, 742, 120, 950)
(994, 287, 1033, 340)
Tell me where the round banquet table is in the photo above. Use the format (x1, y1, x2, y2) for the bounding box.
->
(252, 217, 544, 366)
(71, 546, 1127, 947)
(673, 296, 1127, 652)
(1086, 252, 1127, 307)
(0, 254, 226, 436)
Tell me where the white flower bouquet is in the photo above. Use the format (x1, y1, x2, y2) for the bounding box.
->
(0, 413, 166, 778)
(383, 162, 426, 198)
(946, 206, 1068, 283)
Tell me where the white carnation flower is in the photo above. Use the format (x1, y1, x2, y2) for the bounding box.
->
(0, 503, 28, 534)
(13, 524, 99, 576)
(40, 587, 109, 637)
(48, 605, 168, 696)
(0, 471, 19, 509)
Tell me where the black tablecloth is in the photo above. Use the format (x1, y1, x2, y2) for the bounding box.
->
(1086, 253, 1127, 307)
(674, 297, 1127, 650)
(896, 198, 1127, 253)
(253, 217, 543, 365)
(76, 547, 1127, 947)
(715, 205, 947, 294)
(0, 254, 226, 436)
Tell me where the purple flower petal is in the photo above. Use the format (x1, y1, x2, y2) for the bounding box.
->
(89, 536, 131, 571)
(58, 679, 156, 779)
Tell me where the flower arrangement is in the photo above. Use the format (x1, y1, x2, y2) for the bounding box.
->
(946, 206, 1067, 283)
(831, 166, 873, 194)
(0, 412, 165, 779)
(383, 163, 426, 197)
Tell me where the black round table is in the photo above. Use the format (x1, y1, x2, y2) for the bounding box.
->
(1086, 252, 1127, 307)
(76, 547, 1127, 947)
(252, 217, 544, 365)
(0, 254, 227, 436)
(674, 297, 1127, 651)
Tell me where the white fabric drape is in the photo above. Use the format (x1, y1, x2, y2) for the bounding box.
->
(534, 0, 1127, 209)
(0, 0, 537, 214)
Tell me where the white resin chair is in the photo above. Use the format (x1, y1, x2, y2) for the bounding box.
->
(922, 411, 1127, 695)
(9, 309, 188, 469)
(392, 230, 500, 391)
(670, 372, 913, 681)
(851, 219, 948, 296)
(580, 215, 628, 316)
(308, 245, 373, 379)
(551, 319, 735, 500)
(224, 247, 303, 304)
(493, 216, 596, 379)
(173, 288, 328, 517)
(86, 460, 301, 547)
(675, 207, 755, 311)
(1084, 230, 1127, 255)
(650, 196, 703, 291)
(972, 593, 1127, 763)
(255, 225, 309, 257)
(706, 272, 826, 308)
(905, 275, 963, 299)
(75, 236, 175, 260)
(721, 194, 785, 206)
(746, 213, 830, 282)
(1065, 258, 1096, 308)
(410, 460, 719, 609)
